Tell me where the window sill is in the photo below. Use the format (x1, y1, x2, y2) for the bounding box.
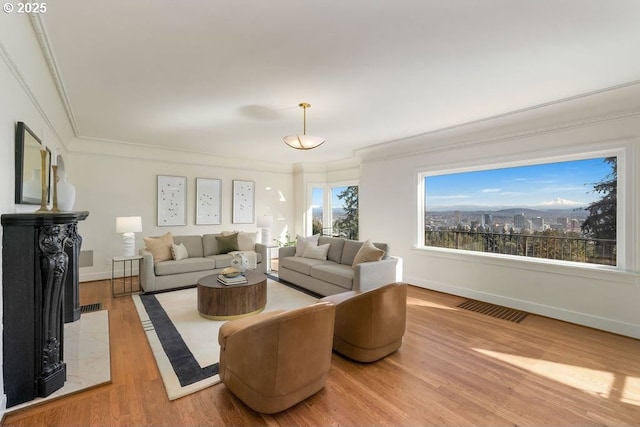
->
(411, 246, 638, 286)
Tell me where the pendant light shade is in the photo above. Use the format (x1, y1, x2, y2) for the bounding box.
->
(283, 103, 325, 150)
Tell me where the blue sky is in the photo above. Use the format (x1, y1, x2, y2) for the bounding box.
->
(312, 186, 349, 208)
(425, 157, 613, 210)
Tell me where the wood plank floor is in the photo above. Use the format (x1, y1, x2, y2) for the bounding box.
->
(3, 279, 640, 426)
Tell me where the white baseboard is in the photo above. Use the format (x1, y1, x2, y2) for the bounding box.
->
(80, 268, 139, 283)
(404, 274, 640, 340)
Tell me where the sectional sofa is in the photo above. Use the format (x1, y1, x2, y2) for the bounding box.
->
(278, 235, 399, 296)
(139, 232, 267, 293)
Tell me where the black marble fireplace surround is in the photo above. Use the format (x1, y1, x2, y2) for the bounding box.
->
(2, 211, 89, 407)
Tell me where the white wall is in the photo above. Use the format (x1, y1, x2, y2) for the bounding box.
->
(358, 85, 640, 339)
(69, 138, 296, 281)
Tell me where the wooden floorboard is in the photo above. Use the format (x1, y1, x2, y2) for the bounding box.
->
(3, 279, 640, 426)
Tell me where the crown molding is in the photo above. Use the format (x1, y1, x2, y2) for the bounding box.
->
(29, 13, 79, 137)
(357, 80, 640, 163)
(69, 136, 298, 174)
(0, 37, 64, 146)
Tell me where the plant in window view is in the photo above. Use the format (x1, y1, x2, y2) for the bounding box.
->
(424, 157, 617, 266)
(333, 186, 359, 240)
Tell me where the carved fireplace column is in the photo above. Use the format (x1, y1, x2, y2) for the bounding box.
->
(1, 211, 89, 407)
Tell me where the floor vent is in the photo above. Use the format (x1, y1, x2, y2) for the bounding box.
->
(80, 303, 102, 313)
(457, 300, 528, 324)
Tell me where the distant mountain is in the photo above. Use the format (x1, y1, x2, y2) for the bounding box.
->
(427, 206, 589, 219)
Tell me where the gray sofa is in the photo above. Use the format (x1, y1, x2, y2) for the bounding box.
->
(278, 236, 399, 296)
(139, 234, 267, 293)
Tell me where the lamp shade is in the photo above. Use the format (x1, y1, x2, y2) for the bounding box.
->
(257, 215, 273, 228)
(116, 216, 142, 234)
(283, 134, 325, 150)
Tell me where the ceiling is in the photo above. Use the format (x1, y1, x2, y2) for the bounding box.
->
(37, 0, 640, 166)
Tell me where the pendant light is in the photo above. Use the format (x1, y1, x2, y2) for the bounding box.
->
(283, 102, 325, 150)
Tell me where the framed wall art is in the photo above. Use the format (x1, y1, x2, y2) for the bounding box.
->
(157, 175, 187, 226)
(196, 177, 222, 225)
(232, 179, 255, 224)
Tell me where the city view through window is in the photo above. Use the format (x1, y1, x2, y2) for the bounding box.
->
(424, 157, 617, 266)
(312, 186, 359, 239)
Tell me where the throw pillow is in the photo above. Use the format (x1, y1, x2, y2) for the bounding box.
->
(237, 231, 258, 251)
(171, 243, 189, 261)
(303, 243, 330, 261)
(295, 234, 320, 257)
(144, 232, 174, 262)
(216, 233, 240, 253)
(352, 239, 385, 267)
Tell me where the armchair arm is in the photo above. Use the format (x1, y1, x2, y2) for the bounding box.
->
(218, 310, 286, 346)
(353, 257, 399, 292)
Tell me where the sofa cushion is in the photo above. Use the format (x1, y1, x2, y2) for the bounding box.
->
(154, 257, 215, 276)
(208, 254, 234, 269)
(207, 252, 262, 269)
(144, 232, 174, 262)
(171, 243, 189, 261)
(216, 233, 240, 253)
(280, 256, 332, 276)
(341, 240, 363, 265)
(310, 264, 354, 289)
(203, 234, 220, 256)
(352, 239, 385, 266)
(172, 235, 204, 258)
(318, 236, 345, 263)
(295, 234, 319, 257)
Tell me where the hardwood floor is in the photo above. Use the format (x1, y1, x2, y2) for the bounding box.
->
(3, 279, 640, 426)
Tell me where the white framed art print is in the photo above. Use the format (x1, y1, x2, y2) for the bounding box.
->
(196, 178, 222, 225)
(232, 180, 254, 224)
(157, 175, 186, 226)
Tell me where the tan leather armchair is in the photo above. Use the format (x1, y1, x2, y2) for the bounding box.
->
(218, 302, 336, 414)
(320, 282, 407, 362)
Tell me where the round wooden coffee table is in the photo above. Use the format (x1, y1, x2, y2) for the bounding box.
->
(197, 270, 267, 320)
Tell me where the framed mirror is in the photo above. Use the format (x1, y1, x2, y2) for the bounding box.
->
(15, 121, 50, 205)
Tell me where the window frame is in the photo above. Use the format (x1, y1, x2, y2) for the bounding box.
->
(307, 180, 359, 237)
(416, 147, 627, 271)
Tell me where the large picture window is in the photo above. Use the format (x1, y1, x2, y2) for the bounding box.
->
(420, 156, 618, 266)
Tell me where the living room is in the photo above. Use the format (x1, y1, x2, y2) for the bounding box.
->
(1, 2, 640, 425)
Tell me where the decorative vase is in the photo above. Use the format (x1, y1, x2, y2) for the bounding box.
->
(231, 252, 248, 273)
(57, 171, 76, 212)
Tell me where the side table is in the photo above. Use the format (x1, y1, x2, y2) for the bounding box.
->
(111, 255, 143, 297)
(266, 245, 279, 273)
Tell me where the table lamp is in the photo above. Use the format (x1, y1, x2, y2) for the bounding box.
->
(116, 216, 142, 257)
(257, 215, 273, 245)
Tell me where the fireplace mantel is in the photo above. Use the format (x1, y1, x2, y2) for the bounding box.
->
(2, 211, 89, 407)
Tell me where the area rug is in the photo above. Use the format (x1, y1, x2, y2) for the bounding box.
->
(132, 279, 318, 400)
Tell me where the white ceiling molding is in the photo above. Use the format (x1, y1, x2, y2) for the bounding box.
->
(356, 81, 640, 163)
(28, 13, 79, 137)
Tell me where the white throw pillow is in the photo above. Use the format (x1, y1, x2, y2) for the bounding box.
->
(295, 234, 319, 257)
(303, 243, 330, 260)
(171, 243, 189, 261)
(237, 231, 258, 251)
